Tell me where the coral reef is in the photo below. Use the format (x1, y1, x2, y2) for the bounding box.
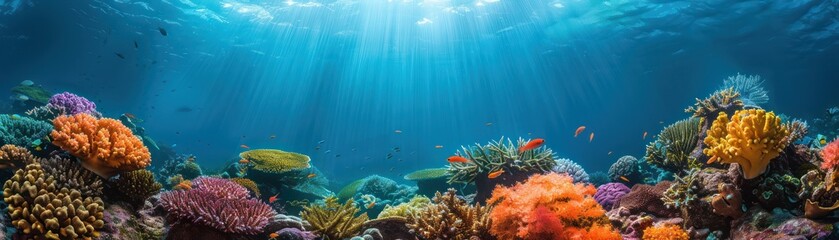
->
(589, 171, 610, 186)
(100, 202, 165, 240)
(595, 182, 631, 210)
(300, 196, 368, 240)
(175, 160, 202, 179)
(159, 177, 276, 235)
(407, 188, 493, 240)
(3, 162, 105, 239)
(616, 181, 676, 217)
(403, 168, 454, 197)
(731, 207, 833, 239)
(51, 113, 151, 178)
(645, 118, 701, 172)
(751, 173, 801, 209)
(821, 138, 839, 170)
(721, 73, 769, 107)
(711, 183, 743, 218)
(273, 228, 317, 240)
(608, 155, 643, 183)
(39, 153, 104, 197)
(350, 228, 383, 240)
(812, 106, 839, 140)
(111, 169, 162, 206)
(240, 149, 311, 174)
(0, 114, 52, 147)
(642, 224, 689, 240)
(48, 92, 100, 116)
(487, 173, 619, 240)
(704, 109, 792, 179)
(377, 195, 431, 219)
(0, 144, 38, 172)
(230, 177, 260, 197)
(552, 158, 590, 183)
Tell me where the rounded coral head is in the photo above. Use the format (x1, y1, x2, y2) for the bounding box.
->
(51, 113, 150, 178)
(594, 182, 631, 210)
(48, 92, 98, 115)
(820, 138, 839, 170)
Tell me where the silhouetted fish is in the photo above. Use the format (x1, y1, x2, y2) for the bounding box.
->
(115, 53, 125, 59)
(158, 27, 168, 36)
(134, 41, 138, 48)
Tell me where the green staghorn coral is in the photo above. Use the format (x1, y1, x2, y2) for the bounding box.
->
(447, 137, 556, 184)
(645, 118, 702, 173)
(301, 196, 369, 240)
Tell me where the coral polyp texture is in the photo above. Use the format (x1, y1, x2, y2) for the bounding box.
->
(239, 149, 311, 173)
(704, 109, 791, 179)
(3, 163, 105, 239)
(230, 177, 260, 197)
(820, 138, 839, 170)
(112, 169, 162, 204)
(378, 195, 431, 219)
(40, 154, 104, 197)
(645, 118, 701, 172)
(0, 144, 39, 170)
(0, 114, 53, 147)
(642, 224, 689, 240)
(552, 158, 590, 183)
(301, 196, 369, 240)
(159, 177, 276, 235)
(406, 188, 493, 240)
(487, 173, 620, 240)
(50, 113, 151, 178)
(608, 155, 642, 183)
(594, 183, 631, 210)
(446, 136, 556, 184)
(48, 92, 101, 116)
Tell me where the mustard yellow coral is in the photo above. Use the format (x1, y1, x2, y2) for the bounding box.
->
(378, 195, 431, 219)
(704, 109, 791, 179)
(642, 224, 689, 240)
(231, 177, 260, 197)
(240, 149, 310, 173)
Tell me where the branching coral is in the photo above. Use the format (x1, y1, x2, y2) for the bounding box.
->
(378, 195, 431, 219)
(820, 138, 839, 170)
(240, 149, 311, 174)
(721, 73, 769, 107)
(3, 163, 105, 239)
(0, 114, 53, 147)
(686, 88, 744, 120)
(0, 144, 39, 171)
(40, 154, 103, 197)
(112, 169, 162, 205)
(642, 224, 689, 240)
(662, 168, 700, 209)
(51, 113, 151, 178)
(704, 109, 791, 179)
(488, 173, 620, 240)
(407, 189, 493, 240)
(230, 177, 260, 197)
(301, 196, 368, 240)
(645, 118, 701, 172)
(159, 177, 276, 234)
(553, 158, 590, 183)
(447, 137, 556, 184)
(48, 92, 100, 116)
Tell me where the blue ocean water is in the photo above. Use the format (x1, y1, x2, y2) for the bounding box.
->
(1, 0, 837, 186)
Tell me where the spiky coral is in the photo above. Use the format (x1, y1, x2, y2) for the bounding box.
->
(820, 138, 839, 170)
(301, 196, 368, 240)
(40, 154, 103, 197)
(240, 149, 311, 174)
(378, 195, 431, 219)
(662, 168, 700, 209)
(447, 137, 556, 183)
(721, 73, 769, 107)
(645, 118, 701, 172)
(0, 114, 53, 147)
(48, 92, 100, 116)
(230, 178, 260, 197)
(112, 169, 162, 205)
(642, 224, 689, 240)
(686, 88, 744, 119)
(51, 113, 151, 178)
(0, 144, 38, 170)
(704, 109, 791, 179)
(406, 189, 493, 240)
(3, 163, 105, 239)
(488, 173, 620, 240)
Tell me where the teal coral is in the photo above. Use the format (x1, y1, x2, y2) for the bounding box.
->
(175, 160, 202, 179)
(447, 136, 556, 183)
(645, 118, 701, 173)
(0, 114, 52, 147)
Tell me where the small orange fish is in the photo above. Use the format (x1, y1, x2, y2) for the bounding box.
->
(707, 155, 719, 164)
(574, 126, 586, 137)
(366, 201, 376, 209)
(394, 130, 402, 134)
(589, 132, 594, 142)
(269, 193, 280, 204)
(175, 180, 192, 190)
(488, 169, 505, 179)
(240, 144, 250, 149)
(643, 131, 648, 140)
(239, 158, 250, 164)
(619, 176, 630, 182)
(519, 138, 545, 153)
(307, 173, 317, 178)
(447, 156, 470, 163)
(124, 113, 137, 119)
(435, 145, 443, 149)
(269, 232, 279, 239)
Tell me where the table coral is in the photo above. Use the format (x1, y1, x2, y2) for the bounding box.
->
(642, 224, 689, 240)
(488, 173, 620, 240)
(3, 162, 105, 239)
(407, 188, 493, 240)
(704, 109, 791, 179)
(51, 113, 151, 178)
(240, 149, 311, 174)
(404, 168, 453, 197)
(0, 114, 52, 147)
(301, 196, 369, 240)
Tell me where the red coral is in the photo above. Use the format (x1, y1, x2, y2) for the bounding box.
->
(488, 173, 621, 240)
(820, 138, 839, 170)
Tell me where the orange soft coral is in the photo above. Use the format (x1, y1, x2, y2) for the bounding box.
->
(487, 173, 621, 240)
(821, 138, 839, 170)
(51, 113, 151, 178)
(642, 224, 689, 240)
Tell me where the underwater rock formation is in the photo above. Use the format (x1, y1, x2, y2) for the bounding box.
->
(645, 118, 701, 173)
(100, 202, 165, 240)
(488, 173, 619, 239)
(552, 158, 590, 183)
(704, 109, 792, 179)
(595, 182, 631, 210)
(51, 113, 152, 178)
(731, 207, 834, 239)
(407, 188, 493, 240)
(301, 196, 368, 240)
(0, 114, 52, 147)
(616, 181, 676, 218)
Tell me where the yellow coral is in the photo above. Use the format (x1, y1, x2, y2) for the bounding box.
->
(239, 149, 310, 173)
(642, 224, 689, 240)
(230, 178, 260, 197)
(704, 109, 791, 179)
(378, 195, 431, 219)
(301, 196, 368, 240)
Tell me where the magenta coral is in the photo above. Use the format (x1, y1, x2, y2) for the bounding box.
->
(820, 138, 839, 170)
(160, 177, 276, 235)
(595, 183, 631, 210)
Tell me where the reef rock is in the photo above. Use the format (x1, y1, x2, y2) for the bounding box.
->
(731, 207, 834, 239)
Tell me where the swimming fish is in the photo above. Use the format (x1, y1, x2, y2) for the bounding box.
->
(115, 52, 125, 59)
(318, 140, 326, 144)
(589, 132, 594, 142)
(607, 151, 613, 155)
(643, 131, 648, 140)
(269, 135, 276, 139)
(269, 232, 279, 239)
(158, 27, 168, 36)
(485, 122, 493, 126)
(171, 144, 177, 148)
(447, 156, 470, 163)
(9, 114, 21, 120)
(240, 144, 250, 149)
(239, 159, 250, 164)
(619, 176, 630, 182)
(325, 150, 332, 154)
(820, 138, 827, 145)
(488, 169, 505, 179)
(133, 40, 138, 48)
(435, 145, 443, 149)
(124, 113, 137, 119)
(574, 126, 586, 137)
(519, 138, 545, 153)
(269, 193, 280, 203)
(35, 146, 42, 151)
(366, 201, 376, 209)
(307, 173, 317, 178)
(20, 80, 34, 86)
(394, 130, 402, 134)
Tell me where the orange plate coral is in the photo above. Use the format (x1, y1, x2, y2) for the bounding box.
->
(487, 173, 621, 240)
(51, 113, 151, 178)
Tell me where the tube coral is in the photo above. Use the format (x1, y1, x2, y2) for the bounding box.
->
(487, 173, 620, 240)
(50, 113, 151, 178)
(820, 138, 839, 170)
(704, 109, 791, 179)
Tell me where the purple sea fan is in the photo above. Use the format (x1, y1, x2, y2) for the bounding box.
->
(594, 182, 631, 210)
(191, 176, 250, 199)
(160, 188, 277, 234)
(48, 92, 99, 115)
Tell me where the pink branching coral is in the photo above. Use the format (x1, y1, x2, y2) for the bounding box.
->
(160, 177, 276, 235)
(820, 138, 839, 170)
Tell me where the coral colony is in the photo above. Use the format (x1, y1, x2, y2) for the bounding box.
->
(0, 75, 838, 240)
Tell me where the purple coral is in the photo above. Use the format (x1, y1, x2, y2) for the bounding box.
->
(275, 228, 318, 240)
(594, 183, 631, 210)
(48, 92, 99, 115)
(160, 177, 276, 235)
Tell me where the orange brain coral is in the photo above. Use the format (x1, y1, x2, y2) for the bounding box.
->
(642, 224, 689, 240)
(51, 113, 151, 178)
(487, 173, 621, 240)
(821, 138, 839, 170)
